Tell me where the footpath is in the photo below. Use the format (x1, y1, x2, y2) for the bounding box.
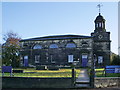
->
(75, 69, 90, 88)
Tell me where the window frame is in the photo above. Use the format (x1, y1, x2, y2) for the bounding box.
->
(66, 43, 76, 48)
(35, 55, 40, 63)
(33, 44, 42, 49)
(49, 44, 59, 49)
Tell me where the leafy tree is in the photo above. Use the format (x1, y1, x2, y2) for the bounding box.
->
(110, 52, 117, 64)
(111, 55, 120, 65)
(2, 31, 21, 67)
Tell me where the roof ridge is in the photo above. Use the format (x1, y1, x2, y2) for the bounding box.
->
(20, 34, 92, 42)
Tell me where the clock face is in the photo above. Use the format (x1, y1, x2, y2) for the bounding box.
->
(98, 35, 103, 39)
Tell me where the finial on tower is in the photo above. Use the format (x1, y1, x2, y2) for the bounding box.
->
(97, 4, 103, 15)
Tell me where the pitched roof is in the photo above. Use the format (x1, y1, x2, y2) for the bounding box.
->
(20, 34, 92, 42)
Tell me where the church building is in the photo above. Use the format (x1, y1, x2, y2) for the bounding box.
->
(19, 12, 111, 68)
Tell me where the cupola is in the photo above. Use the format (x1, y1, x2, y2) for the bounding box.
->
(94, 13, 106, 31)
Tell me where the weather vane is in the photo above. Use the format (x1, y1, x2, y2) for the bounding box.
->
(97, 4, 103, 14)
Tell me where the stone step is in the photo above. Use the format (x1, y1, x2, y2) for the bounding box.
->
(75, 81, 90, 84)
(75, 81, 90, 88)
(76, 79, 89, 82)
(75, 83, 90, 88)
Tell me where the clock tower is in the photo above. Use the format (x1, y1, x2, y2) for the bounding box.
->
(91, 12, 111, 67)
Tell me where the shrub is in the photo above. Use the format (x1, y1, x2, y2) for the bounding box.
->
(111, 55, 120, 65)
(47, 66, 59, 70)
(36, 65, 47, 70)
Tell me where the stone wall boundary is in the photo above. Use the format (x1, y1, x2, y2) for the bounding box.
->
(95, 77, 120, 88)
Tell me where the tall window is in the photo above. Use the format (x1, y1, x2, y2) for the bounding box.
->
(102, 23, 104, 28)
(50, 55, 55, 63)
(98, 56, 103, 64)
(35, 55, 40, 63)
(49, 44, 58, 48)
(99, 23, 102, 27)
(33, 44, 42, 49)
(68, 55, 73, 62)
(66, 43, 76, 48)
(96, 23, 98, 28)
(24, 56, 28, 67)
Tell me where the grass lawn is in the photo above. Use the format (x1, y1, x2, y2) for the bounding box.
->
(95, 68, 120, 77)
(0, 68, 81, 78)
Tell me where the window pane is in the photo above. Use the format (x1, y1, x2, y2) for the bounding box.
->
(82, 55, 88, 58)
(35, 55, 40, 63)
(33, 44, 42, 49)
(98, 56, 103, 64)
(66, 43, 76, 48)
(68, 55, 73, 62)
(99, 23, 101, 27)
(49, 44, 58, 48)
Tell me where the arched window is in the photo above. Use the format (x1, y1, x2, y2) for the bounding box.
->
(96, 23, 98, 28)
(99, 23, 101, 27)
(33, 44, 42, 49)
(49, 44, 58, 48)
(66, 43, 76, 48)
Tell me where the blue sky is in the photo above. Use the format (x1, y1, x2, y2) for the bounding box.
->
(2, 2, 118, 54)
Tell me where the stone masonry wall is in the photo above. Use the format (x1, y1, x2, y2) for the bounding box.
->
(95, 77, 120, 88)
(20, 38, 93, 67)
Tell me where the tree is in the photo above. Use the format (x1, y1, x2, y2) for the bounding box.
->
(2, 31, 21, 67)
(111, 55, 120, 65)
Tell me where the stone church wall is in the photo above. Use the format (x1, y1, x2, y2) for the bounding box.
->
(20, 38, 93, 67)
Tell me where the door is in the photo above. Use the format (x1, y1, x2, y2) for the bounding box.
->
(82, 54, 88, 67)
(24, 56, 28, 67)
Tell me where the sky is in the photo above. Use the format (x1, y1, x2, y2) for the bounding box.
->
(1, 2, 118, 54)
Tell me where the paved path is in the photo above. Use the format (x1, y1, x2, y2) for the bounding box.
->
(75, 69, 90, 88)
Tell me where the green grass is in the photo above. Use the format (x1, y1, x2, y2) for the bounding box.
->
(0, 68, 80, 78)
(95, 68, 120, 77)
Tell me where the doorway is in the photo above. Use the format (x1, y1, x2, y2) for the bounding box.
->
(82, 54, 88, 67)
(24, 56, 28, 67)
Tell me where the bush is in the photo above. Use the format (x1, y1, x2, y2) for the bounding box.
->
(47, 66, 59, 70)
(111, 55, 120, 65)
(13, 70, 23, 73)
(36, 65, 47, 70)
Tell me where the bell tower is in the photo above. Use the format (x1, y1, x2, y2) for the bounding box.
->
(91, 4, 111, 68)
(94, 13, 106, 32)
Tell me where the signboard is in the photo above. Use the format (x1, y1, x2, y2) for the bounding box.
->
(105, 65, 120, 73)
(2, 66, 12, 73)
(2, 66, 12, 76)
(68, 55, 73, 62)
(115, 68, 120, 73)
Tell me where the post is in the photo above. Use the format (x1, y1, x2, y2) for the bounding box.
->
(90, 54, 96, 88)
(72, 68, 75, 87)
(105, 66, 107, 77)
(70, 62, 76, 87)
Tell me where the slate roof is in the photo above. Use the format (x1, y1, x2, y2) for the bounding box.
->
(20, 34, 92, 42)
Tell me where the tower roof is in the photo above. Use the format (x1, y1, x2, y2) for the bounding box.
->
(95, 13, 105, 22)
